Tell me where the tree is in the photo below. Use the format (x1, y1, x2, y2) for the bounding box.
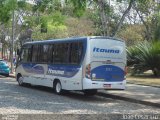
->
(0, 0, 17, 25)
(111, 0, 135, 36)
(65, 0, 87, 17)
(118, 24, 144, 46)
(133, 0, 160, 41)
(127, 40, 160, 76)
(0, 0, 17, 59)
(68, 0, 135, 36)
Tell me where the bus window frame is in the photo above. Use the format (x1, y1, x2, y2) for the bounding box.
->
(18, 39, 86, 66)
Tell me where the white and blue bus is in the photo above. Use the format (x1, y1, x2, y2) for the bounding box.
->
(16, 36, 127, 95)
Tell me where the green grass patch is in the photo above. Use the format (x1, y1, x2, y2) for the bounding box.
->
(127, 72, 160, 87)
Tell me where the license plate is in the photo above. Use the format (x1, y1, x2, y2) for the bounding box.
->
(103, 84, 111, 88)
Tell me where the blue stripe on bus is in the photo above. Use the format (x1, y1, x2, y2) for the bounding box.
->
(22, 63, 80, 78)
(47, 65, 80, 77)
(22, 64, 45, 74)
(91, 65, 124, 82)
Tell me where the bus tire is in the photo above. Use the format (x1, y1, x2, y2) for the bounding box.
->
(83, 89, 97, 96)
(17, 74, 24, 86)
(54, 80, 63, 95)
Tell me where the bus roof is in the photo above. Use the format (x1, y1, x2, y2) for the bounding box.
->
(23, 36, 124, 45)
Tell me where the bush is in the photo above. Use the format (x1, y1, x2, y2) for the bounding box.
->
(127, 41, 160, 77)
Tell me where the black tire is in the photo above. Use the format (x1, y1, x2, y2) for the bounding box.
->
(83, 89, 97, 96)
(17, 75, 24, 86)
(54, 80, 63, 95)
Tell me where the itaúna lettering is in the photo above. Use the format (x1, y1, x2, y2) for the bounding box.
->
(93, 47, 120, 54)
(48, 68, 64, 75)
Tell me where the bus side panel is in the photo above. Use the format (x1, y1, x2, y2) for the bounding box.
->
(16, 38, 87, 90)
(45, 64, 83, 90)
(17, 63, 84, 90)
(17, 63, 52, 87)
(16, 63, 36, 85)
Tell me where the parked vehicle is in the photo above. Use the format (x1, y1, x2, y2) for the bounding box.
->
(0, 59, 10, 77)
(16, 36, 127, 95)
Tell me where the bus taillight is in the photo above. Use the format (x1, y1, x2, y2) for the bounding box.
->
(85, 64, 91, 78)
(125, 66, 128, 76)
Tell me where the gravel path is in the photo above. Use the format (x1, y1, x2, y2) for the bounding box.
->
(0, 77, 159, 115)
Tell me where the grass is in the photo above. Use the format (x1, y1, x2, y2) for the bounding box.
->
(126, 70, 160, 87)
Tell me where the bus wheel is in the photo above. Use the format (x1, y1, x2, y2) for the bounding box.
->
(54, 80, 63, 95)
(83, 89, 97, 96)
(17, 75, 24, 86)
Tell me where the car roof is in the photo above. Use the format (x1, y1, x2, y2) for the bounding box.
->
(0, 59, 6, 61)
(0, 59, 6, 62)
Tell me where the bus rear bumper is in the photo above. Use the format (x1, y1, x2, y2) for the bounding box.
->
(83, 78, 126, 90)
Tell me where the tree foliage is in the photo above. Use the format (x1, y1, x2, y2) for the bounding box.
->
(0, 0, 160, 50)
(0, 0, 17, 24)
(127, 41, 160, 76)
(133, 0, 160, 41)
(117, 24, 144, 46)
(66, 0, 87, 17)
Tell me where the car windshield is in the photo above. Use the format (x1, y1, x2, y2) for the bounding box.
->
(0, 60, 7, 65)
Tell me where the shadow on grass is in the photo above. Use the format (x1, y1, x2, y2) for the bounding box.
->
(127, 72, 160, 79)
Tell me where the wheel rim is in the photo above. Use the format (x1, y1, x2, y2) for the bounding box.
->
(18, 77, 23, 85)
(56, 82, 61, 93)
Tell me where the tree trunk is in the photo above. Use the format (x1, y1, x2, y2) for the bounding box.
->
(134, 5, 152, 41)
(153, 68, 160, 77)
(112, 0, 135, 37)
(97, 0, 108, 36)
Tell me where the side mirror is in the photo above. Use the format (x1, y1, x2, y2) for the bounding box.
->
(17, 49, 20, 55)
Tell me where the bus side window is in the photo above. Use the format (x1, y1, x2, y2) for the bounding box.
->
(21, 49, 25, 62)
(21, 45, 32, 62)
(53, 44, 60, 64)
(48, 44, 53, 63)
(78, 42, 83, 64)
(52, 44, 55, 63)
(60, 43, 69, 64)
(42, 44, 49, 62)
(69, 42, 83, 65)
(32, 45, 39, 62)
(52, 43, 69, 64)
(37, 45, 43, 62)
